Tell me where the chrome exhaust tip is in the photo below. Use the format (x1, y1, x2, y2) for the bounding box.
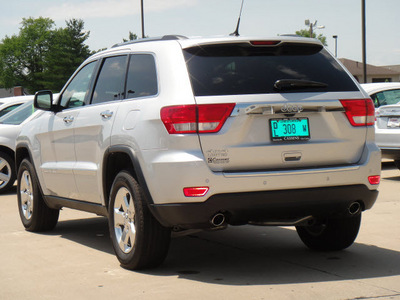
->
(348, 202, 361, 215)
(210, 213, 225, 227)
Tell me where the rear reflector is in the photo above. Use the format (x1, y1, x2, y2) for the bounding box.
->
(368, 175, 380, 185)
(339, 99, 375, 126)
(183, 187, 209, 197)
(160, 103, 235, 134)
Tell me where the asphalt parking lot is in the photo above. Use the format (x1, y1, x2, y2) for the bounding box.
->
(0, 163, 399, 300)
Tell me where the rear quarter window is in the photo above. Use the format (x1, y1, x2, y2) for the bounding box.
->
(183, 42, 358, 96)
(125, 54, 158, 99)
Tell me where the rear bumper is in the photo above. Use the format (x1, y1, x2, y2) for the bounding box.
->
(150, 184, 378, 229)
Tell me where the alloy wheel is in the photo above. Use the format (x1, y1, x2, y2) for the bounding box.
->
(20, 170, 34, 220)
(113, 187, 136, 254)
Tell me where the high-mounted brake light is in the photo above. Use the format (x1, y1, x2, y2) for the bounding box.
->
(250, 40, 281, 46)
(160, 103, 235, 134)
(183, 187, 209, 197)
(339, 99, 375, 126)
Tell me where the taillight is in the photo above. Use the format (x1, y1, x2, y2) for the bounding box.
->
(339, 99, 375, 126)
(160, 103, 235, 134)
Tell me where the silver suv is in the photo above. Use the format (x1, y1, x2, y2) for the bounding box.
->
(16, 35, 381, 270)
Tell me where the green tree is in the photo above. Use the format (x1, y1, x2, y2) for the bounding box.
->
(0, 17, 54, 93)
(123, 31, 138, 42)
(0, 17, 92, 93)
(295, 29, 327, 46)
(43, 19, 91, 91)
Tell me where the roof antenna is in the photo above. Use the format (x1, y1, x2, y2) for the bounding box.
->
(230, 0, 245, 36)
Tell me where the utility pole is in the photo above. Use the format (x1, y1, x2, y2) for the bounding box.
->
(305, 20, 324, 39)
(141, 0, 145, 38)
(362, 0, 367, 83)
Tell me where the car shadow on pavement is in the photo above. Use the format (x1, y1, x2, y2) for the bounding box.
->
(383, 176, 400, 182)
(46, 216, 400, 286)
(43, 216, 114, 255)
(153, 226, 400, 285)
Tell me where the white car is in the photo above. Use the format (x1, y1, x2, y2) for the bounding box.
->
(361, 82, 400, 168)
(0, 95, 34, 117)
(0, 94, 59, 193)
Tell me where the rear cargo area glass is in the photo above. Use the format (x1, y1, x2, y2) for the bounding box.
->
(183, 42, 358, 96)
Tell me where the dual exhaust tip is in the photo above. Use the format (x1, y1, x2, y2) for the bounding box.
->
(210, 202, 361, 227)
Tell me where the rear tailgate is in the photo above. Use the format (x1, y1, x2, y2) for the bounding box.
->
(182, 40, 372, 172)
(195, 94, 368, 172)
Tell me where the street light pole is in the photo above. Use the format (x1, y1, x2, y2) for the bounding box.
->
(333, 35, 338, 57)
(362, 0, 367, 83)
(141, 0, 145, 38)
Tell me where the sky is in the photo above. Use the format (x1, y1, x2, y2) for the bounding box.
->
(1, 0, 399, 66)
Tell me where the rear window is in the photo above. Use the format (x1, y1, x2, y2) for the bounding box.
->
(370, 89, 400, 107)
(183, 42, 358, 96)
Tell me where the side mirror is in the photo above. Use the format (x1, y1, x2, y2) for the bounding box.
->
(34, 90, 54, 111)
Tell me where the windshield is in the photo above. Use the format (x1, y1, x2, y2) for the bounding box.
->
(0, 100, 35, 125)
(183, 42, 358, 96)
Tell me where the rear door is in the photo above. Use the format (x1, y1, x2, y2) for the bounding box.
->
(183, 41, 371, 172)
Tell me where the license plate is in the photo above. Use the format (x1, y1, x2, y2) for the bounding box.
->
(270, 118, 310, 141)
(387, 118, 400, 128)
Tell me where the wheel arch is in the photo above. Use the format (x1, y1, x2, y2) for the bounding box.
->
(0, 145, 15, 160)
(103, 146, 154, 210)
(15, 143, 34, 173)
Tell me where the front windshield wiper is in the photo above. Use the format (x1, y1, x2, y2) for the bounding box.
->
(274, 79, 328, 91)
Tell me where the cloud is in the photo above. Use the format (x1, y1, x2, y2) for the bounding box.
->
(41, 0, 198, 20)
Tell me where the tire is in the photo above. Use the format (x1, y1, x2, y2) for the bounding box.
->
(17, 159, 59, 232)
(108, 171, 171, 270)
(0, 151, 16, 193)
(296, 214, 361, 251)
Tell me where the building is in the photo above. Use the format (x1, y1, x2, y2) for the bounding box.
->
(339, 58, 400, 83)
(384, 65, 400, 79)
(0, 86, 26, 98)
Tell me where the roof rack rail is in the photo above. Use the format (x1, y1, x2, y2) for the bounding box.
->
(112, 35, 188, 48)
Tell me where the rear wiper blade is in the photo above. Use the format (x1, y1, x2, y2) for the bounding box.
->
(274, 79, 328, 91)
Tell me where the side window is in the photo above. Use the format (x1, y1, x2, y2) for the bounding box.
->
(126, 54, 158, 99)
(60, 61, 97, 109)
(91, 56, 127, 104)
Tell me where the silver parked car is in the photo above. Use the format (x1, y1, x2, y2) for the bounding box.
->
(361, 82, 400, 168)
(16, 35, 380, 270)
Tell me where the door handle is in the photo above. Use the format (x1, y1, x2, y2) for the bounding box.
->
(63, 116, 74, 124)
(100, 110, 113, 120)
